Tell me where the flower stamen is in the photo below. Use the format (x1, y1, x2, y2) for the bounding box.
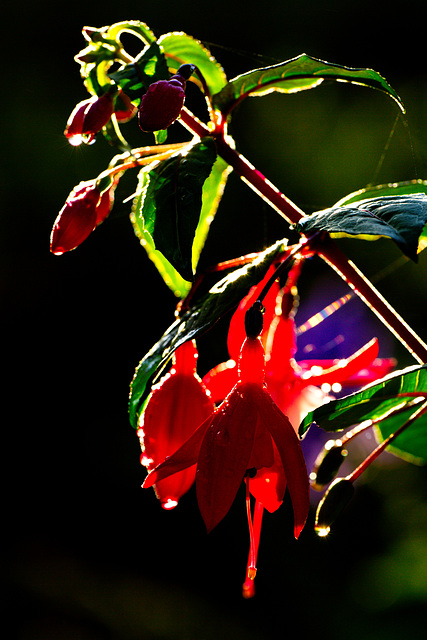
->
(243, 478, 264, 599)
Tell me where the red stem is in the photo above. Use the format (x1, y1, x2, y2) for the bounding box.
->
(179, 107, 427, 363)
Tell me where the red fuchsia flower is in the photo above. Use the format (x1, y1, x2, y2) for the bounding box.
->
(64, 88, 117, 145)
(138, 64, 195, 132)
(203, 268, 393, 431)
(143, 303, 310, 598)
(137, 340, 214, 510)
(198, 266, 395, 597)
(50, 179, 117, 255)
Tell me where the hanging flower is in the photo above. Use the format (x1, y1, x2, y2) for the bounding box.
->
(138, 340, 214, 509)
(138, 64, 195, 132)
(143, 305, 310, 597)
(142, 260, 395, 597)
(50, 178, 117, 255)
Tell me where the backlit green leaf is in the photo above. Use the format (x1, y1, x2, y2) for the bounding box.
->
(131, 138, 219, 290)
(158, 32, 228, 96)
(212, 53, 404, 117)
(298, 194, 427, 261)
(334, 180, 427, 208)
(109, 42, 170, 104)
(300, 365, 427, 463)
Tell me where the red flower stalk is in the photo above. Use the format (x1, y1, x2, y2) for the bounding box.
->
(137, 340, 214, 509)
(138, 64, 195, 132)
(64, 89, 116, 145)
(143, 325, 310, 597)
(50, 179, 117, 255)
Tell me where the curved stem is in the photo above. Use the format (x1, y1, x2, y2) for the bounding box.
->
(214, 134, 306, 225)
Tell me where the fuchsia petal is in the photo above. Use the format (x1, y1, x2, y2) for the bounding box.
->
(202, 360, 238, 404)
(343, 357, 396, 385)
(265, 314, 298, 384)
(227, 265, 280, 361)
(249, 443, 287, 513)
(256, 387, 310, 538)
(140, 341, 214, 505)
(142, 414, 212, 489)
(247, 411, 275, 471)
(298, 337, 379, 386)
(196, 388, 258, 532)
(140, 373, 213, 506)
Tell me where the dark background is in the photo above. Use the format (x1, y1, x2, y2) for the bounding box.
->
(4, 2, 427, 638)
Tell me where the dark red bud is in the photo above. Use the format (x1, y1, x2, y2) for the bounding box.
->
(64, 100, 89, 140)
(50, 182, 100, 255)
(138, 77, 186, 132)
(82, 91, 115, 134)
(64, 91, 115, 145)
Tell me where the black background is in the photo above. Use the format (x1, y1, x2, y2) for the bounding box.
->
(4, 2, 427, 638)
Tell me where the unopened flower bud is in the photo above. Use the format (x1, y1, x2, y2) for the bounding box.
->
(310, 440, 348, 491)
(315, 478, 354, 537)
(50, 182, 100, 254)
(65, 89, 116, 145)
(244, 301, 265, 338)
(138, 64, 195, 132)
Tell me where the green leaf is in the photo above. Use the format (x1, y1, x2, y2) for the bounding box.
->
(131, 138, 218, 288)
(374, 402, 427, 465)
(128, 239, 288, 427)
(109, 42, 170, 104)
(297, 194, 427, 261)
(299, 364, 427, 463)
(212, 53, 404, 117)
(334, 180, 427, 208)
(192, 154, 232, 275)
(158, 32, 228, 96)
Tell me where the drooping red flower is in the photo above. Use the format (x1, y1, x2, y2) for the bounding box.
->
(50, 178, 117, 255)
(137, 340, 214, 509)
(64, 89, 116, 145)
(143, 329, 310, 596)
(138, 64, 195, 132)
